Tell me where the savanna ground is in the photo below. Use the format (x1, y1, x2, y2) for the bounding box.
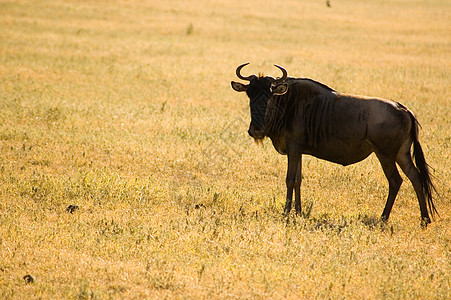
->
(0, 0, 450, 298)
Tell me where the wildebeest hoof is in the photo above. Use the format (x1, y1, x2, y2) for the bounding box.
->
(421, 217, 431, 228)
(381, 215, 389, 223)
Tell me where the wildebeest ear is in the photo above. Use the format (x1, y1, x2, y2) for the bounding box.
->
(231, 81, 248, 92)
(272, 83, 288, 95)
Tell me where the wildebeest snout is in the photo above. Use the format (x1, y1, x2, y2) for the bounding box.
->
(248, 124, 265, 140)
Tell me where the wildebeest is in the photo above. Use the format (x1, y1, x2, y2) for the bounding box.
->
(231, 63, 437, 226)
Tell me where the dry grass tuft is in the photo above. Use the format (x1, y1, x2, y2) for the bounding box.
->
(0, 0, 449, 298)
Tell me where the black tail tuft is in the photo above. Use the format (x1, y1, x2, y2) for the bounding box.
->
(411, 118, 439, 218)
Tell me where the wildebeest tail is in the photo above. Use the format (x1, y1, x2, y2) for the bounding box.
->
(410, 113, 439, 218)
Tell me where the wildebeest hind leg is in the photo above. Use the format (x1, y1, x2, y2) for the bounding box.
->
(376, 153, 403, 222)
(396, 154, 430, 225)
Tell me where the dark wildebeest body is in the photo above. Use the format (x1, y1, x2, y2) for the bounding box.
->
(231, 63, 437, 226)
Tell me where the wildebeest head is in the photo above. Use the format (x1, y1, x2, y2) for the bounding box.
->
(231, 63, 288, 140)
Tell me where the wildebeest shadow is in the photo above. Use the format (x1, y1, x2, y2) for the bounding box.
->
(189, 202, 393, 235)
(286, 210, 393, 234)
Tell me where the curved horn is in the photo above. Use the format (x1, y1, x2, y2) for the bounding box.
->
(236, 63, 254, 81)
(274, 64, 288, 83)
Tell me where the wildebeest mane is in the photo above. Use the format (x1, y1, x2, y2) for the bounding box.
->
(265, 78, 335, 138)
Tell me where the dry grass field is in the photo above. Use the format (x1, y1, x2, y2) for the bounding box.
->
(0, 0, 450, 298)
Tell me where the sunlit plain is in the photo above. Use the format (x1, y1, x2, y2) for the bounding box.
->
(0, 0, 450, 298)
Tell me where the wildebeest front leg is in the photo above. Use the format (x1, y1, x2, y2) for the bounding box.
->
(285, 153, 301, 215)
(294, 157, 302, 214)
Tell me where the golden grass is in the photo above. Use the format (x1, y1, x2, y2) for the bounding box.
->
(0, 0, 450, 298)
